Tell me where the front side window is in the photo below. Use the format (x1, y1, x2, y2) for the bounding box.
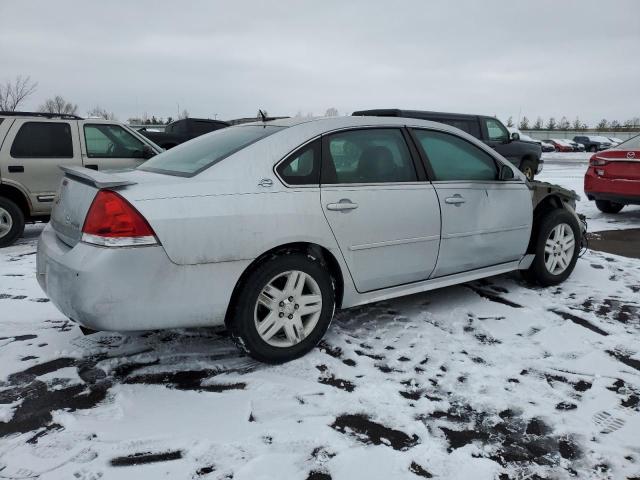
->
(484, 118, 509, 142)
(139, 125, 284, 176)
(322, 129, 417, 184)
(84, 124, 146, 158)
(413, 129, 497, 182)
(276, 140, 320, 185)
(11, 122, 73, 158)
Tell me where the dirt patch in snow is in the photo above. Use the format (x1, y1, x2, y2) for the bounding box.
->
(331, 414, 419, 451)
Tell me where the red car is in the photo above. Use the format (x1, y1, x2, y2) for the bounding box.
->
(584, 135, 640, 213)
(546, 139, 574, 152)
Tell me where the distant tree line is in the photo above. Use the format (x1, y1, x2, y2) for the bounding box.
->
(507, 115, 640, 131)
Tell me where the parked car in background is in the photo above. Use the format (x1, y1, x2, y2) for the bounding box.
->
(0, 111, 162, 247)
(352, 109, 543, 180)
(37, 116, 582, 362)
(573, 135, 612, 152)
(510, 130, 556, 152)
(546, 139, 574, 152)
(138, 117, 229, 149)
(540, 140, 556, 152)
(584, 134, 640, 213)
(564, 139, 585, 152)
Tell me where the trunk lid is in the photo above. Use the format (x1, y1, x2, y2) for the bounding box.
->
(51, 167, 137, 247)
(595, 150, 640, 180)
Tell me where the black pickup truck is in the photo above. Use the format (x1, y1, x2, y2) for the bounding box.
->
(352, 109, 543, 180)
(138, 118, 229, 149)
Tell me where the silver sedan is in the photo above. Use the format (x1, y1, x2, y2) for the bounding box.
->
(37, 116, 582, 362)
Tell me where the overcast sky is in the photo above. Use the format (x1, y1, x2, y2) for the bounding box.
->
(1, 0, 638, 125)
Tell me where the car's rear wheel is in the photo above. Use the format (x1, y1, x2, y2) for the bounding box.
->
(229, 252, 335, 363)
(595, 199, 624, 214)
(521, 209, 580, 286)
(520, 160, 535, 181)
(0, 198, 25, 248)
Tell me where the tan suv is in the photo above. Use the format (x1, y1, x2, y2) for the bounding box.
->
(0, 111, 162, 247)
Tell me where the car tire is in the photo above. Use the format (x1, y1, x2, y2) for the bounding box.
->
(0, 197, 25, 248)
(590, 146, 597, 153)
(595, 199, 624, 214)
(229, 252, 336, 363)
(521, 209, 580, 287)
(520, 160, 536, 181)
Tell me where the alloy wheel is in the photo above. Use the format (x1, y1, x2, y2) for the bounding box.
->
(544, 223, 575, 275)
(0, 207, 13, 239)
(254, 270, 323, 348)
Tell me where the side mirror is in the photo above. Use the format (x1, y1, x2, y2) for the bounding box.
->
(142, 145, 156, 159)
(499, 164, 515, 181)
(510, 132, 520, 141)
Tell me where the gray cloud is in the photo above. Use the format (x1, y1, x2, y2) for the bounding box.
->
(1, 0, 638, 124)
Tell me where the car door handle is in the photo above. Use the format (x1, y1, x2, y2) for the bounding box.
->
(326, 200, 359, 211)
(8, 165, 24, 173)
(445, 195, 466, 205)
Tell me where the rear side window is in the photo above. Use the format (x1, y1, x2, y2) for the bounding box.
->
(139, 125, 284, 176)
(433, 118, 480, 138)
(84, 124, 145, 158)
(192, 121, 218, 136)
(413, 129, 497, 181)
(276, 139, 320, 185)
(11, 122, 73, 158)
(322, 129, 417, 184)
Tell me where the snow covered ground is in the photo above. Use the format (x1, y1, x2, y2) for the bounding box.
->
(1, 164, 639, 480)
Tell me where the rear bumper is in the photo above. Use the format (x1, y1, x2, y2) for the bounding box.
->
(584, 168, 640, 205)
(536, 159, 544, 174)
(37, 224, 250, 331)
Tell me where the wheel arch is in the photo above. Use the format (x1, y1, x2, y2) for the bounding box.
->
(526, 194, 566, 254)
(224, 241, 345, 328)
(0, 183, 31, 218)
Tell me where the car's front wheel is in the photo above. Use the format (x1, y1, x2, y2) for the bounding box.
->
(0, 197, 25, 248)
(595, 199, 624, 214)
(521, 209, 580, 286)
(230, 252, 336, 363)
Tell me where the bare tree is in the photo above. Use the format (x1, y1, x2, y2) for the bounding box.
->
(558, 116, 570, 130)
(518, 116, 529, 130)
(533, 117, 544, 130)
(572, 116, 582, 130)
(596, 119, 608, 130)
(40, 96, 78, 115)
(546, 117, 557, 130)
(0, 75, 38, 111)
(178, 109, 189, 120)
(506, 116, 514, 128)
(325, 107, 339, 117)
(610, 120, 621, 131)
(87, 105, 116, 120)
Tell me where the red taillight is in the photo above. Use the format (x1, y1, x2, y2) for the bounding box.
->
(590, 156, 608, 167)
(82, 190, 157, 247)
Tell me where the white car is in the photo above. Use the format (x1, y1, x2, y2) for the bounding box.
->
(37, 116, 582, 362)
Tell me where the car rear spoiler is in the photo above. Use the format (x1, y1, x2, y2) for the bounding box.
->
(59, 165, 136, 189)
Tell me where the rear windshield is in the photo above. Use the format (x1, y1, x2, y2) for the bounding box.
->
(614, 134, 640, 151)
(139, 125, 284, 176)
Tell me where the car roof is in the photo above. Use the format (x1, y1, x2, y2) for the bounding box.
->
(351, 108, 492, 121)
(239, 115, 466, 131)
